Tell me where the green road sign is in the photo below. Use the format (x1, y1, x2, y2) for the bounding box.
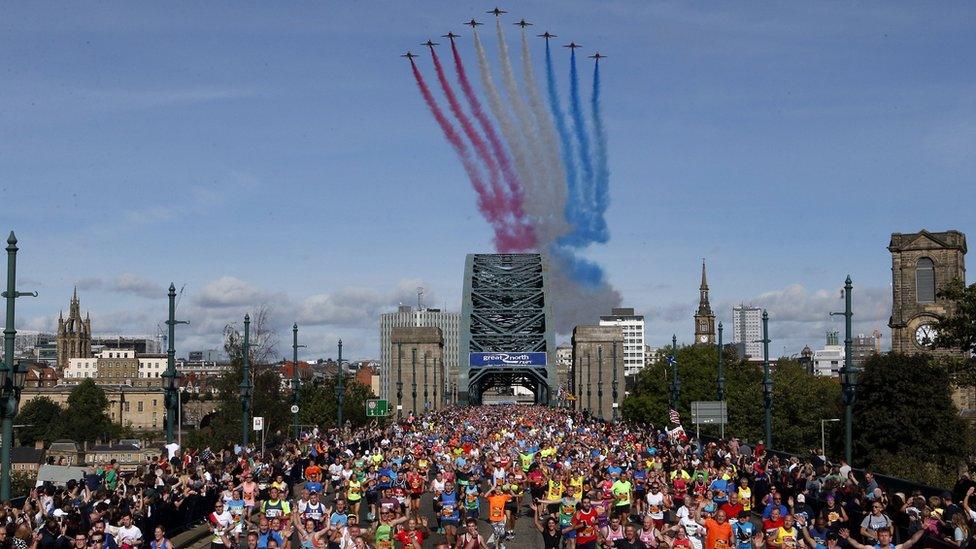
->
(366, 399, 389, 417)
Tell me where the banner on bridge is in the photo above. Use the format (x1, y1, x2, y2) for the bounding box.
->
(469, 352, 547, 368)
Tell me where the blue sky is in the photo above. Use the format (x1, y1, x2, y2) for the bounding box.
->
(2, 2, 974, 360)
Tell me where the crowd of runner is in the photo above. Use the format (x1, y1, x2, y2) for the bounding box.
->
(4, 405, 975, 549)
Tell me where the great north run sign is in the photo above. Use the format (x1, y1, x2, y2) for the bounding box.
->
(470, 352, 547, 367)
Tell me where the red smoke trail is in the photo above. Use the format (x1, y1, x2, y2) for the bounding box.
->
(409, 60, 529, 251)
(429, 48, 508, 219)
(449, 39, 527, 214)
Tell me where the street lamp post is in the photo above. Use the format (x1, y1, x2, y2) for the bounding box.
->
(291, 324, 306, 440)
(668, 335, 680, 410)
(239, 314, 253, 448)
(611, 342, 619, 422)
(411, 348, 418, 416)
(760, 310, 773, 448)
(162, 283, 188, 444)
(396, 343, 403, 420)
(597, 345, 604, 419)
(423, 353, 430, 412)
(586, 353, 592, 413)
(432, 357, 438, 411)
(717, 322, 726, 402)
(1, 232, 36, 501)
(831, 276, 856, 464)
(337, 339, 346, 429)
(821, 418, 841, 459)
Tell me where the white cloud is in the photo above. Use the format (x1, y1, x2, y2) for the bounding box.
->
(110, 273, 163, 299)
(195, 276, 274, 308)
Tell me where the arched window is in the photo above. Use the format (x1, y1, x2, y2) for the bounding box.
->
(916, 257, 935, 303)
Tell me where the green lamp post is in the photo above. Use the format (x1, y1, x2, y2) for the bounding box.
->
(239, 314, 253, 447)
(162, 283, 188, 444)
(1, 232, 36, 500)
(831, 276, 856, 464)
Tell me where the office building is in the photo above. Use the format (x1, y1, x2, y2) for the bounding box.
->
(599, 308, 646, 377)
(379, 306, 459, 403)
(813, 332, 844, 377)
(732, 305, 763, 361)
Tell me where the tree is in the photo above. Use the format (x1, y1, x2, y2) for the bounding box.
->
(852, 352, 969, 487)
(63, 379, 115, 443)
(188, 310, 287, 449)
(935, 279, 976, 356)
(297, 376, 375, 431)
(15, 396, 66, 446)
(622, 344, 841, 454)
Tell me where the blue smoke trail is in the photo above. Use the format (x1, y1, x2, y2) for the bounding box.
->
(544, 40, 584, 242)
(566, 48, 596, 245)
(589, 60, 609, 243)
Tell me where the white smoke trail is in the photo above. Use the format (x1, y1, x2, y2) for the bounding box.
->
(472, 27, 534, 233)
(519, 28, 570, 242)
(495, 19, 554, 244)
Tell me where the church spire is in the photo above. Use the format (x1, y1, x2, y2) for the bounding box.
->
(697, 259, 712, 316)
(694, 259, 716, 344)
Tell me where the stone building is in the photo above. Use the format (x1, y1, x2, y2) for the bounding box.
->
(388, 327, 445, 417)
(571, 325, 625, 421)
(888, 230, 967, 356)
(20, 385, 167, 431)
(888, 229, 973, 413)
(694, 261, 716, 345)
(56, 288, 91, 370)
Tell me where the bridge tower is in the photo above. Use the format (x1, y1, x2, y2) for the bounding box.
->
(459, 253, 557, 405)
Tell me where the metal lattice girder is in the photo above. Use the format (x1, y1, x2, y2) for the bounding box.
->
(458, 254, 557, 405)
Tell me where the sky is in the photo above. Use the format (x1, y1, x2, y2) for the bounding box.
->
(2, 2, 974, 361)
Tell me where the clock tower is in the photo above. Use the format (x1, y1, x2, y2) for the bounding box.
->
(694, 260, 716, 345)
(888, 230, 967, 357)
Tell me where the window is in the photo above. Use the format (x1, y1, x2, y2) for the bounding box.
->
(124, 402, 130, 412)
(152, 399, 157, 407)
(138, 401, 143, 412)
(916, 258, 935, 303)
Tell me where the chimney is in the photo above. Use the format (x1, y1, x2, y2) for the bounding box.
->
(35, 440, 45, 450)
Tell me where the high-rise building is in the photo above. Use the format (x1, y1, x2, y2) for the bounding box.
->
(599, 308, 646, 377)
(731, 305, 763, 361)
(851, 331, 882, 367)
(379, 306, 459, 404)
(56, 287, 91, 370)
(694, 261, 716, 345)
(813, 331, 844, 377)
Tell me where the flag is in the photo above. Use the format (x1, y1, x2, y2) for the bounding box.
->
(669, 408, 681, 424)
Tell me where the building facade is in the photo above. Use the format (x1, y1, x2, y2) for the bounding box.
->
(64, 349, 166, 387)
(599, 308, 646, 377)
(851, 331, 882, 367)
(56, 288, 91, 370)
(20, 386, 166, 431)
(732, 305, 763, 361)
(388, 326, 445, 416)
(379, 306, 458, 404)
(813, 332, 844, 377)
(888, 230, 967, 356)
(571, 325, 625, 421)
(694, 261, 716, 345)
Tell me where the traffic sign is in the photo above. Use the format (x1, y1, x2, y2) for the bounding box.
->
(253, 416, 264, 431)
(366, 399, 389, 417)
(290, 405, 299, 414)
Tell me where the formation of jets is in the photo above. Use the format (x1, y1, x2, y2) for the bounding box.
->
(402, 9, 604, 62)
